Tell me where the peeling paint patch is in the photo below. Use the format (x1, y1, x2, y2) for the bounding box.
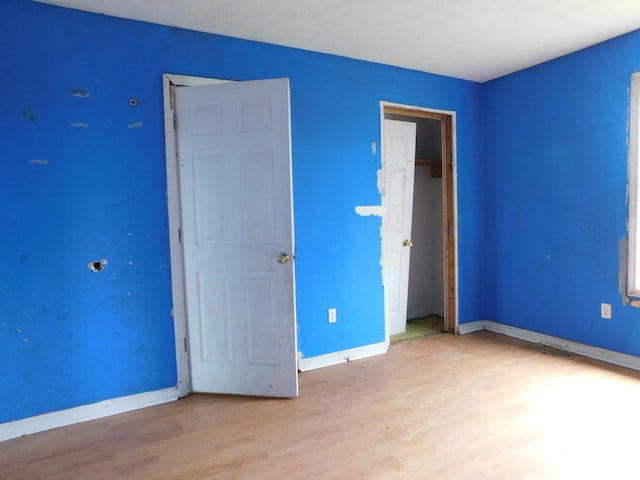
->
(88, 259, 108, 272)
(69, 122, 88, 128)
(377, 168, 386, 196)
(28, 159, 49, 165)
(70, 89, 90, 98)
(355, 206, 383, 217)
(128, 121, 144, 129)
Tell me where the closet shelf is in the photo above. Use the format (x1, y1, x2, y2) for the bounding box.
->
(416, 158, 442, 178)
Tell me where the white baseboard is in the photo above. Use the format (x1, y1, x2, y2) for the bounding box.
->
(458, 320, 488, 334)
(0, 386, 179, 442)
(298, 342, 388, 372)
(459, 320, 640, 372)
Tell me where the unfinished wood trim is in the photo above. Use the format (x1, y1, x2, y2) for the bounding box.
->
(441, 114, 456, 333)
(415, 158, 442, 178)
(384, 105, 448, 120)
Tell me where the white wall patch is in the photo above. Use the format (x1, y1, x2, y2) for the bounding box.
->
(355, 205, 383, 217)
(70, 89, 90, 98)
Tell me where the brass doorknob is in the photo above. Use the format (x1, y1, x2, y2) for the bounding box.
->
(403, 239, 413, 247)
(277, 253, 290, 264)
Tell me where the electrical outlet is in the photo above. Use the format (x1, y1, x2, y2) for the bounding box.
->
(328, 308, 337, 324)
(601, 303, 612, 319)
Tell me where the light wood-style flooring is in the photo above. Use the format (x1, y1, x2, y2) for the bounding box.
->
(4, 330, 640, 479)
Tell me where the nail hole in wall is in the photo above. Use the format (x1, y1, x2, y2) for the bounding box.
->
(88, 259, 108, 272)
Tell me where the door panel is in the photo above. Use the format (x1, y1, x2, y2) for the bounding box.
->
(193, 152, 226, 244)
(383, 119, 417, 335)
(175, 78, 298, 397)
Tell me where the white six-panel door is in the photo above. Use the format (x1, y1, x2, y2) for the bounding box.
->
(174, 78, 298, 397)
(383, 119, 417, 335)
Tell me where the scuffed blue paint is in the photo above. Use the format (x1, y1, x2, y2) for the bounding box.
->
(482, 29, 640, 356)
(0, 0, 483, 423)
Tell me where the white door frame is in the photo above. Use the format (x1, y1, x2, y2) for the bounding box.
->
(163, 73, 234, 398)
(379, 101, 459, 345)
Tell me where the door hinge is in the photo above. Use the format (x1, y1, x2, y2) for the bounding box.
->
(184, 337, 188, 352)
(178, 227, 182, 243)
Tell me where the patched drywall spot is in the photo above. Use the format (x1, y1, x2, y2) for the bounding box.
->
(128, 121, 144, 129)
(377, 168, 386, 196)
(371, 141, 377, 155)
(70, 89, 90, 98)
(69, 122, 88, 128)
(23, 109, 35, 122)
(88, 259, 108, 272)
(377, 164, 389, 285)
(355, 206, 383, 217)
(28, 159, 49, 165)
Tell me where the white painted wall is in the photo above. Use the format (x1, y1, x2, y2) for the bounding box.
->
(407, 172, 444, 318)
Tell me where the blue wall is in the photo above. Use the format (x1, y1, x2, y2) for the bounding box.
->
(0, 0, 484, 423)
(483, 30, 640, 355)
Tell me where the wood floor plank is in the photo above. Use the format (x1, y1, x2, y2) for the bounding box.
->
(3, 331, 640, 479)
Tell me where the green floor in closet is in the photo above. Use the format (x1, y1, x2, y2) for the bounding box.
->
(390, 315, 444, 344)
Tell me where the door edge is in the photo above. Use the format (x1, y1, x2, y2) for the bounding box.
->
(163, 74, 234, 398)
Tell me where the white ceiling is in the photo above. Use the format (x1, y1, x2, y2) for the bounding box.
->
(37, 0, 640, 82)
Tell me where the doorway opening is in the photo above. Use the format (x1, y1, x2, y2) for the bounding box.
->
(381, 103, 457, 344)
